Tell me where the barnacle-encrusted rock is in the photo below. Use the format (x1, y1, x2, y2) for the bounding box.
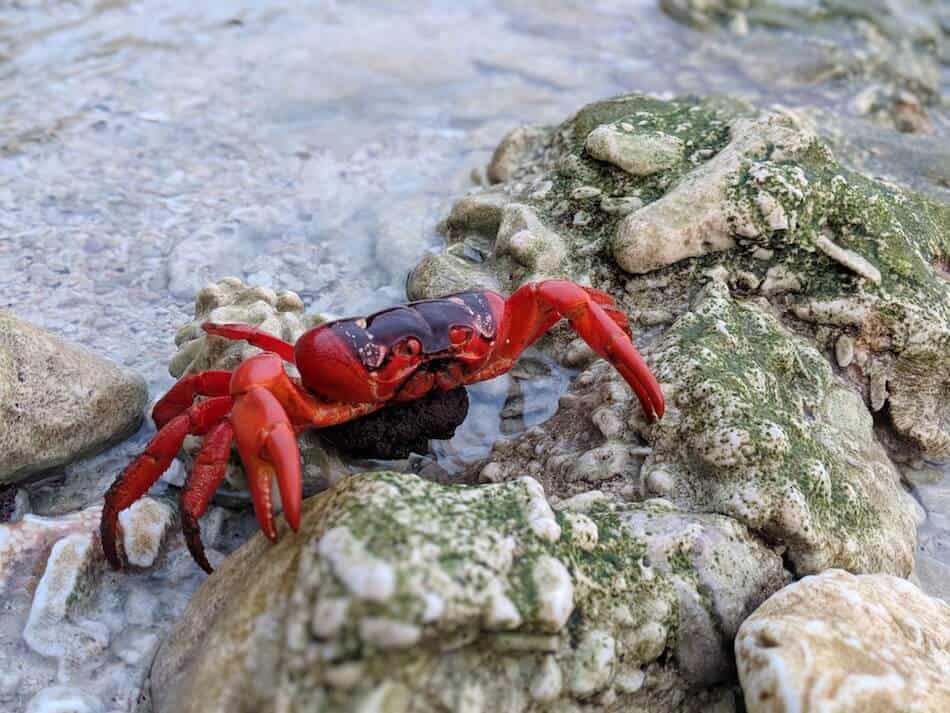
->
(165, 277, 347, 498)
(411, 93, 950, 459)
(736, 569, 950, 713)
(643, 284, 920, 575)
(150, 472, 785, 712)
(0, 311, 148, 484)
(169, 276, 313, 377)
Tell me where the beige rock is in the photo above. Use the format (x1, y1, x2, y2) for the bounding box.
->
(736, 570, 950, 713)
(585, 123, 684, 176)
(613, 114, 814, 274)
(0, 311, 147, 484)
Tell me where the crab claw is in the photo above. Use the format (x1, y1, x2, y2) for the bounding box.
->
(230, 383, 302, 540)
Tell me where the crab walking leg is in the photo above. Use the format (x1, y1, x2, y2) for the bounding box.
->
(151, 370, 233, 428)
(101, 395, 234, 569)
(180, 420, 235, 573)
(202, 322, 297, 363)
(486, 280, 665, 421)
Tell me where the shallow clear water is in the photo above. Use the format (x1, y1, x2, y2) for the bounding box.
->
(0, 2, 948, 707)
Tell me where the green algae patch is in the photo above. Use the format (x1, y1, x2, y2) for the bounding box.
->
(644, 283, 919, 576)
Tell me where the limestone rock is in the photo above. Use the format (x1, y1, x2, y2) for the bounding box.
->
(150, 472, 781, 712)
(411, 93, 950, 460)
(642, 284, 920, 576)
(585, 123, 684, 177)
(736, 569, 950, 713)
(0, 310, 147, 484)
(613, 114, 813, 274)
(0, 499, 219, 710)
(165, 278, 348, 498)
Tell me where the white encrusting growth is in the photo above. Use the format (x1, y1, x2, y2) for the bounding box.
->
(319, 526, 396, 603)
(519, 476, 561, 542)
(533, 555, 574, 631)
(118, 497, 173, 568)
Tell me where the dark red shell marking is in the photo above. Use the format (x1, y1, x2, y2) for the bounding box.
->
(328, 290, 496, 371)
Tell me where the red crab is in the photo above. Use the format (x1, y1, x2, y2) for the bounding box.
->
(101, 280, 664, 572)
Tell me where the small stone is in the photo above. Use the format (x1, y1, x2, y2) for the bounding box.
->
(495, 204, 567, 274)
(533, 556, 574, 631)
(519, 477, 561, 542)
(529, 656, 563, 703)
(311, 597, 350, 638)
(554, 490, 609, 512)
(445, 192, 508, 235)
(479, 462, 503, 483)
(599, 195, 643, 216)
(586, 124, 684, 176)
(483, 584, 522, 630)
(570, 630, 616, 698)
(813, 232, 882, 284)
(645, 467, 675, 495)
(569, 444, 630, 482)
(118, 497, 173, 568)
(571, 185, 602, 200)
(319, 527, 395, 603)
(23, 533, 105, 659)
(324, 662, 364, 690)
(563, 512, 599, 551)
(359, 618, 422, 649)
(487, 125, 547, 184)
(835, 334, 855, 368)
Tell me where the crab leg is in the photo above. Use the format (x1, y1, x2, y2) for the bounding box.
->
(202, 322, 297, 363)
(101, 395, 234, 569)
(228, 352, 386, 539)
(152, 370, 232, 428)
(180, 420, 234, 573)
(485, 280, 665, 421)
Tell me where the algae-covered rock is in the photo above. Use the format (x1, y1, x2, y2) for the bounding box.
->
(0, 311, 148, 484)
(150, 472, 784, 712)
(643, 283, 920, 575)
(411, 93, 950, 460)
(168, 276, 315, 377)
(472, 284, 920, 577)
(736, 569, 950, 713)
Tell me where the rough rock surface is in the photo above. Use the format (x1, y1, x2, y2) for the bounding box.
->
(736, 569, 950, 713)
(164, 278, 348, 500)
(0, 310, 148, 484)
(150, 472, 785, 712)
(475, 284, 920, 577)
(410, 93, 950, 461)
(643, 283, 920, 575)
(0, 497, 240, 711)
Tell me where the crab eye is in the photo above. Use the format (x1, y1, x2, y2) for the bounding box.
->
(450, 326, 472, 346)
(393, 338, 422, 358)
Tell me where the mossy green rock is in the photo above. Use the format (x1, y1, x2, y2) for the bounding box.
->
(150, 472, 785, 712)
(643, 283, 920, 576)
(410, 93, 950, 459)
